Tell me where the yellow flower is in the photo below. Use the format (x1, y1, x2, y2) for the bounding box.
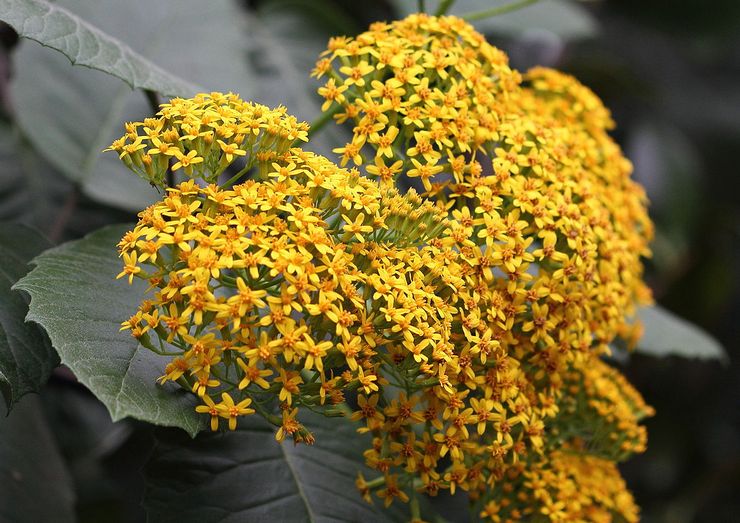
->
(215, 392, 255, 430)
(195, 395, 220, 431)
(338, 60, 374, 87)
(342, 213, 373, 242)
(236, 359, 272, 390)
(276, 368, 303, 405)
(317, 78, 348, 111)
(116, 251, 141, 284)
(216, 139, 247, 163)
(377, 475, 410, 507)
(275, 407, 301, 442)
(369, 126, 399, 158)
(171, 149, 204, 172)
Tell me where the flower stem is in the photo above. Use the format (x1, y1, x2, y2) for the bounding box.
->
(435, 0, 456, 16)
(221, 164, 251, 188)
(294, 104, 343, 147)
(462, 0, 539, 21)
(246, 390, 282, 426)
(410, 494, 421, 520)
(365, 475, 386, 489)
(418, 0, 425, 12)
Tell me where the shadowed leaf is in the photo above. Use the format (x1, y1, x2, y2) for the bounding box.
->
(636, 305, 727, 361)
(0, 222, 54, 409)
(14, 224, 204, 435)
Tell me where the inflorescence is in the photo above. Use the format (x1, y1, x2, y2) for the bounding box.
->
(110, 13, 654, 523)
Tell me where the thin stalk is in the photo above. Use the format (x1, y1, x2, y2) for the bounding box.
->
(221, 164, 252, 188)
(220, 154, 257, 188)
(294, 104, 343, 147)
(410, 495, 421, 520)
(246, 391, 282, 426)
(435, 0, 456, 16)
(462, 0, 539, 21)
(365, 475, 386, 489)
(417, 0, 426, 12)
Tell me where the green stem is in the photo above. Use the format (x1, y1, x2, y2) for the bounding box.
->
(294, 104, 343, 147)
(417, 0, 426, 12)
(365, 475, 386, 489)
(462, 0, 539, 21)
(245, 390, 282, 426)
(176, 375, 193, 390)
(410, 494, 421, 520)
(210, 367, 238, 388)
(435, 0, 455, 16)
(220, 161, 253, 188)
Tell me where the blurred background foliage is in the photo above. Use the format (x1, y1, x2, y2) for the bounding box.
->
(0, 0, 737, 521)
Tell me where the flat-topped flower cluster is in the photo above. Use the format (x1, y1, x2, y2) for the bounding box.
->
(109, 13, 654, 523)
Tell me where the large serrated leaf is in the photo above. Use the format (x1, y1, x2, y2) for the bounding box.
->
(10, 0, 255, 212)
(14, 224, 204, 435)
(144, 412, 411, 523)
(0, 0, 198, 97)
(0, 222, 55, 409)
(636, 305, 728, 362)
(0, 395, 75, 523)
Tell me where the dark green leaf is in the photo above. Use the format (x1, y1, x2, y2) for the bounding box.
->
(0, 121, 133, 243)
(0, 222, 55, 409)
(14, 224, 204, 435)
(636, 305, 727, 361)
(0, 0, 198, 97)
(0, 394, 75, 523)
(145, 412, 412, 523)
(10, 0, 255, 212)
(0, 123, 66, 228)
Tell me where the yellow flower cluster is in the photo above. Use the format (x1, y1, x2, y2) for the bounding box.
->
(314, 13, 519, 191)
(315, 13, 653, 521)
(110, 12, 655, 523)
(557, 357, 654, 460)
(478, 449, 640, 522)
(107, 93, 309, 186)
(117, 144, 459, 438)
(316, 11, 654, 380)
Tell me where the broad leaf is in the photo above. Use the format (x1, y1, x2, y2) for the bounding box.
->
(0, 122, 134, 242)
(10, 0, 255, 212)
(393, 0, 599, 40)
(636, 305, 727, 361)
(0, 222, 55, 409)
(14, 224, 204, 435)
(0, 123, 65, 228)
(0, 0, 198, 97)
(144, 413, 412, 523)
(0, 394, 75, 523)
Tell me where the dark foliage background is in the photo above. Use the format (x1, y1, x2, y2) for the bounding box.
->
(0, 1, 737, 521)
